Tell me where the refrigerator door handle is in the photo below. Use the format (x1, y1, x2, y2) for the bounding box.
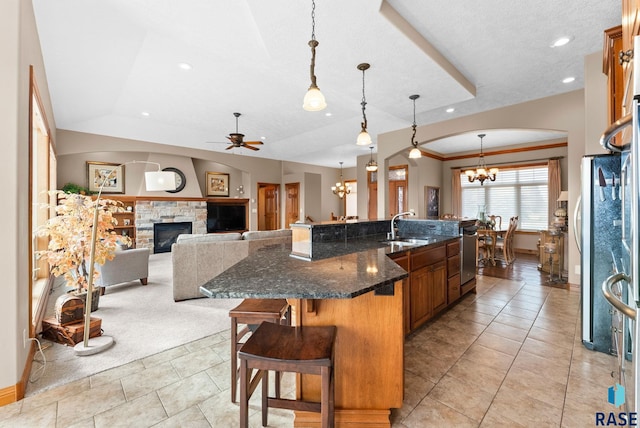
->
(602, 272, 636, 320)
(573, 195, 581, 254)
(600, 114, 632, 152)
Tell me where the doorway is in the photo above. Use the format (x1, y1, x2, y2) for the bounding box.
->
(258, 182, 280, 230)
(285, 182, 300, 227)
(389, 165, 408, 216)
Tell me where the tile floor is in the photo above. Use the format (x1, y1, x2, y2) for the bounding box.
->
(0, 276, 620, 427)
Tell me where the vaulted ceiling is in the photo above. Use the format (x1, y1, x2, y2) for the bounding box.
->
(32, 0, 620, 167)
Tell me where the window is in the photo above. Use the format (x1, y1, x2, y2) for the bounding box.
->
(460, 165, 548, 230)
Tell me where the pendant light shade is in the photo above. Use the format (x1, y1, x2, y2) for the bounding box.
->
(465, 134, 498, 185)
(302, 0, 326, 111)
(408, 94, 421, 158)
(366, 146, 378, 172)
(356, 63, 372, 145)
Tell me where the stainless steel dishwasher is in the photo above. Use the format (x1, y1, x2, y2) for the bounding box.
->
(460, 222, 477, 285)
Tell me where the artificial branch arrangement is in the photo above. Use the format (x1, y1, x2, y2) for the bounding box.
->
(36, 191, 131, 295)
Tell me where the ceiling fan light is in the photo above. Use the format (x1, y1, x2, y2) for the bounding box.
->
(303, 86, 327, 111)
(409, 147, 421, 159)
(357, 130, 372, 146)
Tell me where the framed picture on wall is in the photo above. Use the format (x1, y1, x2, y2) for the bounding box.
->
(206, 172, 229, 197)
(425, 186, 440, 219)
(87, 161, 125, 194)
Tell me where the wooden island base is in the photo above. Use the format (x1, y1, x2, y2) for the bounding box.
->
(290, 280, 404, 428)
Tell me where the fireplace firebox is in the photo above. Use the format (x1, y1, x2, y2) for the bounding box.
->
(153, 222, 192, 253)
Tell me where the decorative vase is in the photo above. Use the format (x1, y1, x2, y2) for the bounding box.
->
(476, 205, 486, 223)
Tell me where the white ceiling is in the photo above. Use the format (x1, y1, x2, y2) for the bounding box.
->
(32, 0, 620, 168)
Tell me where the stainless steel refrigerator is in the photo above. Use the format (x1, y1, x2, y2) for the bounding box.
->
(580, 153, 623, 355)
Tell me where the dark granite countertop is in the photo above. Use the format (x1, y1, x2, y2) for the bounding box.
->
(199, 234, 458, 300)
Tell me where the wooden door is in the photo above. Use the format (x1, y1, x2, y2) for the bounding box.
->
(258, 183, 279, 231)
(367, 171, 377, 220)
(389, 181, 407, 217)
(388, 165, 408, 217)
(285, 182, 300, 227)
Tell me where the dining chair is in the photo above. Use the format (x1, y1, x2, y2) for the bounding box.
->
(494, 216, 518, 264)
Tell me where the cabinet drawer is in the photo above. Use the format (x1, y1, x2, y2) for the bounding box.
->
(448, 273, 461, 302)
(447, 254, 461, 278)
(447, 240, 460, 257)
(411, 245, 446, 271)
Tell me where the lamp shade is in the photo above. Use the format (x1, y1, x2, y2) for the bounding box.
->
(145, 171, 176, 191)
(557, 190, 569, 202)
(357, 130, 372, 146)
(303, 87, 327, 111)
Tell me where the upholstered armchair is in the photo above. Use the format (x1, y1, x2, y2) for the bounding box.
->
(95, 247, 150, 292)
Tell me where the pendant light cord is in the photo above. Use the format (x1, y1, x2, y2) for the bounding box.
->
(361, 67, 368, 131)
(308, 0, 319, 88)
(411, 97, 417, 147)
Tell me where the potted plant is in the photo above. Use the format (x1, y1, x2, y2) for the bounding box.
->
(37, 191, 131, 310)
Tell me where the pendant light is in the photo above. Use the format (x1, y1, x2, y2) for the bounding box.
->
(465, 133, 498, 185)
(408, 94, 421, 159)
(366, 146, 378, 172)
(302, 0, 327, 111)
(331, 162, 351, 198)
(356, 63, 372, 145)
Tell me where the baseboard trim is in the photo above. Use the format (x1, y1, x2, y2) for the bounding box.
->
(295, 409, 391, 427)
(0, 340, 35, 407)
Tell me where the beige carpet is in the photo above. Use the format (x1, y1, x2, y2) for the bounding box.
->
(25, 252, 242, 397)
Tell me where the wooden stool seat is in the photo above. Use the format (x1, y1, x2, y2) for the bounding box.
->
(239, 322, 337, 428)
(229, 298, 289, 403)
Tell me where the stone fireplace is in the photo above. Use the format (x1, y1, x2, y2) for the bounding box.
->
(135, 200, 207, 253)
(153, 222, 192, 253)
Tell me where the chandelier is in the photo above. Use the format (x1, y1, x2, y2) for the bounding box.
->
(465, 133, 498, 185)
(356, 63, 372, 145)
(366, 146, 378, 172)
(332, 162, 351, 198)
(408, 94, 421, 158)
(302, 0, 327, 111)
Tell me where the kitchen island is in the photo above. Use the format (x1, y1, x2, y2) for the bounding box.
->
(199, 231, 462, 427)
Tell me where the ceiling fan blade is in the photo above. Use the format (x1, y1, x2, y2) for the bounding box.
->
(244, 141, 264, 145)
(243, 144, 260, 151)
(225, 145, 234, 150)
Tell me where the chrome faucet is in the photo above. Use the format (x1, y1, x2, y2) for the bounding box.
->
(389, 209, 415, 240)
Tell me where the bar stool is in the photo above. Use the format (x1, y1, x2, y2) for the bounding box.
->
(229, 298, 290, 403)
(238, 322, 337, 428)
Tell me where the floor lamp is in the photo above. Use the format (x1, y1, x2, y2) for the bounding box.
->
(74, 161, 176, 356)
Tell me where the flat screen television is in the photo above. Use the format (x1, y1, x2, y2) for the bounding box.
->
(207, 202, 247, 232)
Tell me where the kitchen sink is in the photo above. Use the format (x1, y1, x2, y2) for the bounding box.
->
(382, 238, 436, 247)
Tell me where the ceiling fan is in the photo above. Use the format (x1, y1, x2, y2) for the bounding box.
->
(224, 112, 263, 151)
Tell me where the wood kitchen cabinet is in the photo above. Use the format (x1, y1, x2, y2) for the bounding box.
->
(409, 244, 447, 331)
(389, 238, 470, 335)
(446, 240, 461, 303)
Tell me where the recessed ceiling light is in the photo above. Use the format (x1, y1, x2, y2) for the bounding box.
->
(260, 136, 266, 140)
(551, 37, 572, 48)
(178, 62, 192, 70)
(325, 112, 332, 117)
(141, 111, 150, 117)
(562, 77, 575, 84)
(446, 107, 455, 113)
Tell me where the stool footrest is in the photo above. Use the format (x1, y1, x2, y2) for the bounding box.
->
(267, 397, 321, 413)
